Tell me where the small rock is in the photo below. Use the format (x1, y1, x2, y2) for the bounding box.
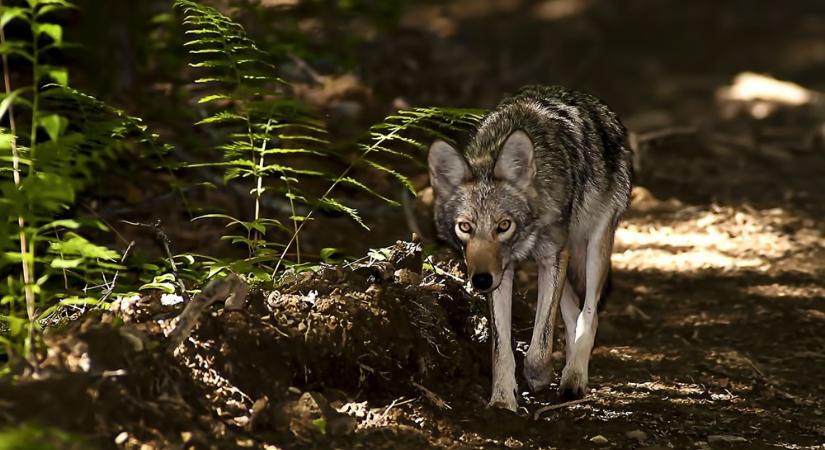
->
(626, 429, 648, 442)
(114, 432, 129, 445)
(708, 435, 747, 443)
(394, 268, 421, 285)
(589, 435, 609, 445)
(504, 437, 524, 449)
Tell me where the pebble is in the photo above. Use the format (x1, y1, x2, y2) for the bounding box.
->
(589, 435, 609, 445)
(708, 435, 748, 443)
(626, 429, 648, 442)
(115, 432, 129, 445)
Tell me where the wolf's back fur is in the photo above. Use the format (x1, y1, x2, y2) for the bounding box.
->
(466, 85, 632, 216)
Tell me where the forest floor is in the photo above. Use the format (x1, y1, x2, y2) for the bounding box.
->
(4, 0, 825, 449)
(3, 104, 825, 450)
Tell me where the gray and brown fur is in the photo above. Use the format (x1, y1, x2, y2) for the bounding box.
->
(428, 85, 632, 411)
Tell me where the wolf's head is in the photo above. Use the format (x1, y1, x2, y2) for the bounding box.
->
(428, 130, 539, 293)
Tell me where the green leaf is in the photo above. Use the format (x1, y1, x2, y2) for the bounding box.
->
(0, 87, 32, 121)
(46, 66, 68, 86)
(320, 248, 345, 263)
(38, 219, 81, 232)
(48, 233, 119, 261)
(139, 282, 176, 294)
(362, 159, 415, 194)
(318, 197, 368, 230)
(312, 418, 327, 435)
(50, 257, 81, 268)
(37, 113, 67, 141)
(139, 273, 177, 293)
(35, 23, 62, 46)
(0, 7, 29, 28)
(195, 111, 246, 126)
(197, 94, 232, 104)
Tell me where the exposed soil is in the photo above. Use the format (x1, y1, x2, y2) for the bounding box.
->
(4, 0, 825, 449)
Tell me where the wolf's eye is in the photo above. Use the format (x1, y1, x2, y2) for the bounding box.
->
(457, 221, 473, 234)
(497, 219, 512, 234)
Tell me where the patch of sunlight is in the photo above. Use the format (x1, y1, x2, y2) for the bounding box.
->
(532, 0, 592, 20)
(744, 283, 825, 299)
(717, 72, 816, 119)
(771, 443, 825, 450)
(627, 381, 705, 396)
(726, 72, 813, 105)
(601, 346, 667, 363)
(671, 311, 737, 327)
(613, 207, 794, 272)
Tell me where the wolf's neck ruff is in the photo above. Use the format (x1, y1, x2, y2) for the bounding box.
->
(428, 84, 633, 411)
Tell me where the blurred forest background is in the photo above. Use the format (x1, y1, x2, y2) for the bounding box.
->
(1, 0, 825, 449)
(61, 0, 825, 256)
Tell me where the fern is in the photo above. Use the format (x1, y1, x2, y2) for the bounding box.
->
(176, 1, 486, 272)
(272, 106, 485, 274)
(176, 0, 335, 262)
(0, 0, 162, 359)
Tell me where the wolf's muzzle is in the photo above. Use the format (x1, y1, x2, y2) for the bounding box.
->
(471, 273, 494, 291)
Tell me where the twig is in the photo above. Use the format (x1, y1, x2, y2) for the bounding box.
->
(380, 397, 416, 420)
(166, 274, 247, 352)
(533, 397, 594, 420)
(271, 110, 428, 276)
(122, 220, 189, 302)
(400, 188, 423, 239)
(411, 381, 451, 410)
(742, 353, 766, 378)
(98, 241, 135, 305)
(287, 52, 322, 84)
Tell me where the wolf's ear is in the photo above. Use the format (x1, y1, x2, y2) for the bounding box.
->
(428, 140, 469, 196)
(494, 130, 535, 190)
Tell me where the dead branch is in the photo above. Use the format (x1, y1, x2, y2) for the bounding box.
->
(122, 220, 189, 302)
(533, 397, 594, 420)
(166, 274, 248, 353)
(411, 381, 451, 410)
(98, 241, 135, 305)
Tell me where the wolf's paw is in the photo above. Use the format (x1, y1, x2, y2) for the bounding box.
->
(523, 355, 554, 393)
(487, 394, 518, 412)
(559, 365, 588, 400)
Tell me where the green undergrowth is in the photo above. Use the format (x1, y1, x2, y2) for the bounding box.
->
(0, 0, 484, 365)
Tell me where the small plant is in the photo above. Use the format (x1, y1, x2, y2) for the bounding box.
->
(176, 0, 484, 276)
(0, 0, 159, 360)
(0, 0, 485, 364)
(177, 0, 331, 264)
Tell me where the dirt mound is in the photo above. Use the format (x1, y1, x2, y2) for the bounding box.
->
(0, 242, 492, 449)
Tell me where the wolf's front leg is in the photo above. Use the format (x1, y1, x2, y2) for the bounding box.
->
(524, 247, 569, 393)
(488, 266, 517, 411)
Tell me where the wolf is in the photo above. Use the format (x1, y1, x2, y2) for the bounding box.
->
(428, 85, 632, 411)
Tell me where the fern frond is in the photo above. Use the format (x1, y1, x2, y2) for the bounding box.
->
(355, 106, 485, 193)
(176, 0, 334, 259)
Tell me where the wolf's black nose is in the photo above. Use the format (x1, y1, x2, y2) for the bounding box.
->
(472, 273, 493, 291)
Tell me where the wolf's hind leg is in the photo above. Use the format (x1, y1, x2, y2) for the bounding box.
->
(524, 248, 569, 393)
(488, 266, 518, 411)
(559, 214, 616, 399)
